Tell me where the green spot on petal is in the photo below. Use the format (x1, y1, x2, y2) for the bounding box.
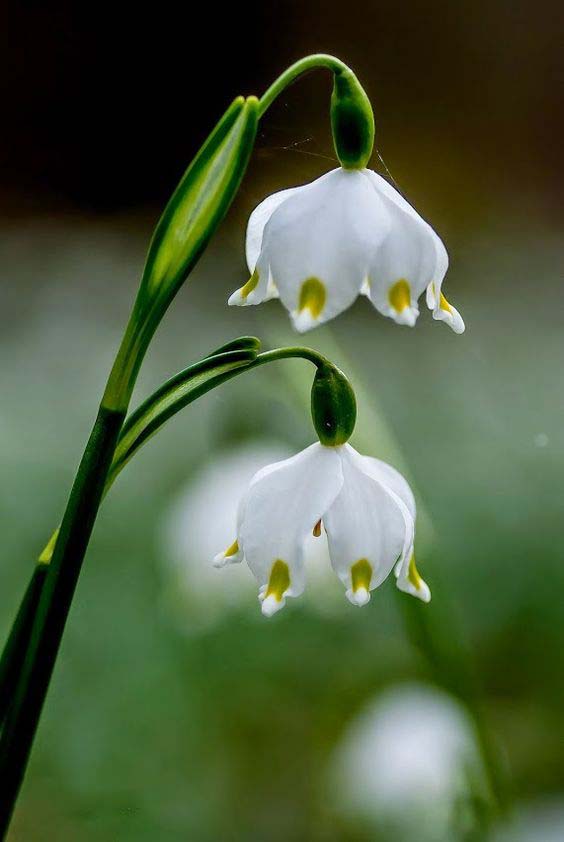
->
(388, 279, 411, 313)
(265, 559, 290, 602)
(407, 553, 423, 590)
(299, 277, 326, 318)
(240, 268, 260, 299)
(351, 558, 372, 593)
(224, 539, 239, 558)
(439, 292, 453, 314)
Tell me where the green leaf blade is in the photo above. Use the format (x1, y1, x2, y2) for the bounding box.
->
(108, 349, 257, 484)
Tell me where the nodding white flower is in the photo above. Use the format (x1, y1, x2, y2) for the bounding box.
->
(229, 167, 464, 334)
(213, 441, 429, 617)
(160, 441, 339, 631)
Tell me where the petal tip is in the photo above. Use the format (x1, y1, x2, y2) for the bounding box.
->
(213, 539, 242, 568)
(397, 577, 431, 603)
(212, 551, 227, 568)
(228, 289, 245, 307)
(429, 289, 465, 334)
(432, 307, 465, 334)
(260, 594, 285, 617)
(450, 313, 466, 334)
(291, 309, 319, 333)
(392, 306, 419, 328)
(346, 586, 371, 607)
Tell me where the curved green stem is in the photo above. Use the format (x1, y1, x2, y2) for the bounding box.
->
(35, 345, 328, 568)
(253, 346, 328, 368)
(258, 54, 349, 118)
(107, 346, 329, 487)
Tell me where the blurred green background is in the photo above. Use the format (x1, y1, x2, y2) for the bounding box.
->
(1, 1, 564, 839)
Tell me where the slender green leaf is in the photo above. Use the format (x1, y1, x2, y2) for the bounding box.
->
(107, 348, 257, 484)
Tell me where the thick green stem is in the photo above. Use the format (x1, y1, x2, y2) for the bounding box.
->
(0, 406, 125, 835)
(106, 346, 330, 485)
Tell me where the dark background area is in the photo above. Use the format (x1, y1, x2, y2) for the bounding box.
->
(2, 1, 562, 216)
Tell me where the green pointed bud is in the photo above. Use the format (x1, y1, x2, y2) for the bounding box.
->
(103, 97, 259, 412)
(331, 69, 374, 169)
(141, 95, 259, 313)
(311, 363, 357, 446)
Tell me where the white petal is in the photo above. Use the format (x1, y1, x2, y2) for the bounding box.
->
(395, 552, 431, 603)
(238, 443, 344, 614)
(212, 539, 244, 568)
(245, 186, 302, 271)
(427, 282, 465, 334)
(371, 170, 463, 335)
(227, 258, 276, 308)
(256, 168, 391, 331)
(211, 476, 254, 568)
(362, 170, 449, 326)
(356, 454, 416, 521)
(324, 446, 414, 606)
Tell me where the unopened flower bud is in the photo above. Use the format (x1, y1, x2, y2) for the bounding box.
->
(331, 69, 375, 169)
(311, 363, 357, 446)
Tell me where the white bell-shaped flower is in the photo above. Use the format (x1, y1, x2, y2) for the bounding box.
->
(229, 167, 464, 334)
(213, 441, 430, 616)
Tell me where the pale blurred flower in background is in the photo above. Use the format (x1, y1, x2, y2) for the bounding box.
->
(330, 683, 485, 841)
(159, 441, 346, 632)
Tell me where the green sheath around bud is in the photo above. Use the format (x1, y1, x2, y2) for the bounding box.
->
(311, 363, 357, 446)
(331, 69, 375, 169)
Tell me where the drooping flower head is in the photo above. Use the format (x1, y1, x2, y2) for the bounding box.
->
(214, 441, 429, 616)
(229, 167, 464, 334)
